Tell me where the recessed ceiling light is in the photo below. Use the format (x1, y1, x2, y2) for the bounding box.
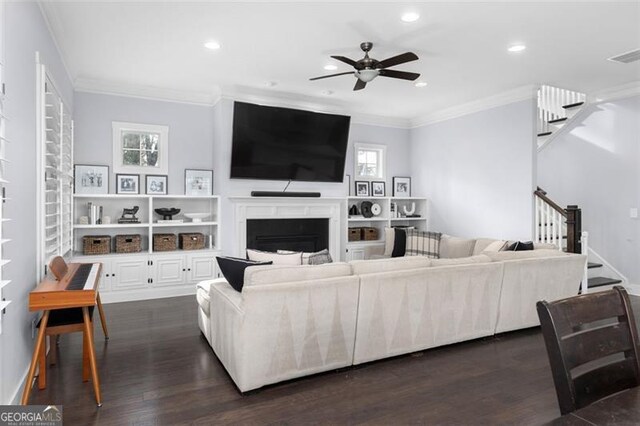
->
(401, 12, 420, 23)
(508, 44, 526, 53)
(204, 41, 221, 50)
(324, 64, 338, 71)
(415, 81, 428, 88)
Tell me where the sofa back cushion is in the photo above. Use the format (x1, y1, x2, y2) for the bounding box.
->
(244, 262, 352, 287)
(405, 230, 442, 258)
(430, 254, 492, 266)
(350, 256, 431, 275)
(440, 235, 476, 258)
(247, 248, 303, 265)
(484, 249, 565, 262)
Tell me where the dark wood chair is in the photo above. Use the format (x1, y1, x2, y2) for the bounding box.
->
(537, 286, 640, 415)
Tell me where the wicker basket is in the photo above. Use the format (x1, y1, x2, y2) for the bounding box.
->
(115, 234, 142, 253)
(348, 228, 362, 242)
(83, 235, 111, 255)
(362, 227, 378, 241)
(179, 233, 205, 250)
(153, 233, 177, 251)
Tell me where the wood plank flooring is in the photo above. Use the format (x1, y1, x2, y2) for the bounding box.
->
(28, 295, 640, 425)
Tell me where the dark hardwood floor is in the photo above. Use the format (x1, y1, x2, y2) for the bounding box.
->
(29, 294, 640, 425)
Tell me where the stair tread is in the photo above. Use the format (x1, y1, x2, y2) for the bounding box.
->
(588, 277, 623, 288)
(538, 131, 552, 137)
(587, 262, 603, 269)
(562, 102, 584, 109)
(548, 117, 568, 124)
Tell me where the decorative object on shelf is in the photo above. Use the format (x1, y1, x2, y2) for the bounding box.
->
(371, 203, 382, 216)
(390, 202, 397, 218)
(118, 206, 141, 223)
(348, 227, 362, 241)
(349, 204, 359, 216)
(355, 181, 370, 197)
(154, 207, 180, 221)
(87, 202, 103, 224)
(184, 212, 209, 223)
(371, 181, 385, 197)
(145, 174, 167, 195)
(346, 174, 352, 196)
(116, 173, 140, 194)
(115, 234, 142, 253)
(402, 202, 416, 216)
(103, 216, 111, 224)
(74, 164, 109, 194)
(79, 216, 89, 225)
(360, 201, 373, 218)
(392, 176, 411, 197)
(179, 233, 206, 250)
(82, 235, 111, 255)
(185, 169, 213, 196)
(153, 233, 177, 251)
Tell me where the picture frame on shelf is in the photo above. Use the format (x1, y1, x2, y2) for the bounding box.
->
(345, 174, 352, 196)
(355, 181, 370, 197)
(392, 176, 411, 197)
(145, 174, 168, 195)
(116, 173, 140, 194)
(371, 181, 385, 197)
(74, 164, 109, 194)
(185, 169, 213, 196)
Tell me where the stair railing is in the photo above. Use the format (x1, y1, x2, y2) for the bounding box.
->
(534, 187, 583, 253)
(581, 231, 589, 294)
(537, 85, 587, 135)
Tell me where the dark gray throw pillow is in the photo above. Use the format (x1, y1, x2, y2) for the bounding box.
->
(216, 256, 272, 292)
(391, 228, 407, 257)
(308, 249, 333, 265)
(505, 241, 535, 251)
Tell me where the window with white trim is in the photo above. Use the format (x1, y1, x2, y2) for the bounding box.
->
(112, 121, 168, 175)
(354, 143, 386, 180)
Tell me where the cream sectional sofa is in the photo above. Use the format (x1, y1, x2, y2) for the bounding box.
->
(197, 248, 586, 392)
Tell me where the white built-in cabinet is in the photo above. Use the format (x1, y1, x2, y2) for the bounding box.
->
(0, 1, 9, 344)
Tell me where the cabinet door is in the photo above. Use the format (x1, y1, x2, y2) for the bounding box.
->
(188, 254, 217, 283)
(112, 257, 149, 290)
(98, 260, 113, 292)
(346, 248, 366, 261)
(152, 256, 186, 287)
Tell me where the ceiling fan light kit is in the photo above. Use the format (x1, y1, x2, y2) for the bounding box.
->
(310, 42, 420, 91)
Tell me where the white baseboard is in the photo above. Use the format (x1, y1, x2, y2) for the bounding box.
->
(6, 366, 30, 405)
(100, 286, 196, 304)
(623, 284, 640, 296)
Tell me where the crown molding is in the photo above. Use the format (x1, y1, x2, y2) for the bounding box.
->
(589, 81, 640, 104)
(409, 85, 538, 128)
(74, 77, 220, 107)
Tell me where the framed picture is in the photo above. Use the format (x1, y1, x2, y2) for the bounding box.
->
(346, 174, 352, 196)
(74, 164, 109, 194)
(355, 181, 370, 197)
(371, 181, 386, 197)
(185, 169, 213, 196)
(116, 174, 140, 194)
(393, 176, 411, 197)
(145, 174, 167, 195)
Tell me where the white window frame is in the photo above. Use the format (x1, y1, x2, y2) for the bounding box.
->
(354, 143, 386, 180)
(112, 121, 169, 175)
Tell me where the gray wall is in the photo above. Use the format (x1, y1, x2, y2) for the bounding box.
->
(74, 91, 215, 193)
(2, 2, 74, 403)
(538, 96, 640, 283)
(410, 99, 537, 240)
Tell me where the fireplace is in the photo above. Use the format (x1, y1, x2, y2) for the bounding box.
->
(247, 218, 329, 253)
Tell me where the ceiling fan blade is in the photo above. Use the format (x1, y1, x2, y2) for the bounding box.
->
(353, 79, 367, 91)
(309, 71, 354, 81)
(378, 52, 419, 69)
(331, 55, 358, 67)
(379, 69, 420, 81)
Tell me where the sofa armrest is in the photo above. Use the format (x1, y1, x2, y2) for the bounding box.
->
(209, 278, 244, 315)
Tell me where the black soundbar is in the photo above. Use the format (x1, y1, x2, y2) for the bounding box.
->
(251, 191, 321, 198)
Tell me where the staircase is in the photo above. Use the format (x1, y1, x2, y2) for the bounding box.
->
(537, 85, 587, 151)
(534, 187, 624, 293)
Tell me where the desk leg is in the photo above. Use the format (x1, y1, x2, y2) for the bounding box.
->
(21, 310, 49, 405)
(82, 327, 90, 382)
(82, 307, 102, 406)
(38, 340, 46, 390)
(96, 293, 109, 340)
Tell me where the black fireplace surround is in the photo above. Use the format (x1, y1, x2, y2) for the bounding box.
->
(246, 219, 329, 253)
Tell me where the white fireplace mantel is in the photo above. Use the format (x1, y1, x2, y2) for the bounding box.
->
(229, 196, 346, 260)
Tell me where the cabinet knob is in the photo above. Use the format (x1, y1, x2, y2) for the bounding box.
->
(188, 268, 191, 271)
(105, 274, 110, 277)
(182, 269, 186, 272)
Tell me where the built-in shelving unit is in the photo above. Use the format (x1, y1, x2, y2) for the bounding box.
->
(0, 0, 9, 340)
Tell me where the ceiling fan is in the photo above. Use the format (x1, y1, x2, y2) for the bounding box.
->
(310, 42, 420, 91)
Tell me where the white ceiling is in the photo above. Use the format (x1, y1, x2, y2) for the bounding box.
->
(41, 1, 640, 124)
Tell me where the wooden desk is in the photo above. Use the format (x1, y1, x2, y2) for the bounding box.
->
(549, 386, 640, 425)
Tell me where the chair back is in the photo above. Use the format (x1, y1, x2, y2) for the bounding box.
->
(537, 286, 640, 415)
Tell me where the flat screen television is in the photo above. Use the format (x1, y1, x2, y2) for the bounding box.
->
(230, 102, 351, 182)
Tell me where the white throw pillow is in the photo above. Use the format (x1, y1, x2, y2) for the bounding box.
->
(482, 240, 508, 252)
(247, 249, 302, 265)
(277, 249, 312, 264)
(383, 228, 395, 257)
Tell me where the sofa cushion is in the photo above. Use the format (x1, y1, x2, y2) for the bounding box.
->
(216, 257, 273, 292)
(405, 230, 441, 258)
(473, 238, 499, 255)
(484, 249, 566, 261)
(482, 240, 508, 252)
(350, 256, 431, 275)
(308, 249, 333, 265)
(505, 241, 535, 251)
(534, 242, 558, 250)
(244, 262, 352, 287)
(430, 254, 492, 266)
(196, 281, 212, 315)
(440, 235, 476, 258)
(247, 249, 303, 265)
